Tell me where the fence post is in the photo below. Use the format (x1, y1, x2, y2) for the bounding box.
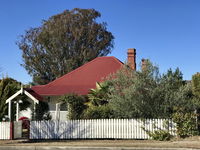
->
(10, 122, 14, 140)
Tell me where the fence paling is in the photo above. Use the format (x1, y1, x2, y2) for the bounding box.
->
(0, 122, 11, 140)
(29, 119, 176, 140)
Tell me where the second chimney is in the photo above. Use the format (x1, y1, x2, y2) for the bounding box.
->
(127, 48, 136, 70)
(141, 58, 148, 71)
(141, 59, 146, 71)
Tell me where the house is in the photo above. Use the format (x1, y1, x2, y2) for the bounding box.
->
(7, 48, 137, 121)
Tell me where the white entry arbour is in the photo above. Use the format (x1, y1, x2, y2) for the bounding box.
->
(5, 85, 40, 121)
(14, 100, 23, 121)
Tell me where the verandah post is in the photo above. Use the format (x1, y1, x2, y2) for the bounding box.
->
(8, 101, 11, 121)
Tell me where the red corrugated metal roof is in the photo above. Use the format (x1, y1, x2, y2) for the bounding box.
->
(32, 56, 123, 96)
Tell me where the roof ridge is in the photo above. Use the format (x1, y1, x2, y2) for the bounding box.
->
(47, 56, 120, 87)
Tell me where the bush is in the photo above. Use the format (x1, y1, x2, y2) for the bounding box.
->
(172, 108, 199, 138)
(62, 94, 87, 120)
(148, 130, 172, 141)
(144, 120, 173, 141)
(33, 101, 51, 120)
(83, 105, 114, 119)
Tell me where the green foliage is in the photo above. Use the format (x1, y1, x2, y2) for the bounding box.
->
(62, 94, 87, 120)
(192, 73, 200, 99)
(88, 82, 111, 106)
(158, 68, 184, 117)
(172, 108, 198, 138)
(0, 77, 30, 121)
(33, 101, 51, 121)
(108, 60, 185, 119)
(17, 8, 114, 84)
(144, 120, 173, 141)
(191, 73, 200, 132)
(171, 83, 200, 138)
(107, 66, 138, 118)
(83, 81, 114, 119)
(83, 105, 114, 119)
(108, 61, 161, 118)
(148, 130, 172, 141)
(174, 83, 198, 111)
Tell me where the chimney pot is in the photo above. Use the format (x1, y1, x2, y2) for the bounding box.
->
(127, 48, 136, 70)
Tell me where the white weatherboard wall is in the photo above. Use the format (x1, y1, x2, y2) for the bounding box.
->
(0, 122, 10, 139)
(49, 111, 68, 121)
(30, 119, 176, 140)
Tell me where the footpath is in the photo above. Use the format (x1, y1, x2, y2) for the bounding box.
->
(0, 146, 199, 150)
(0, 137, 200, 150)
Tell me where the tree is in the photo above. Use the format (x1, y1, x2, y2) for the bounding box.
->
(17, 8, 114, 84)
(87, 82, 111, 106)
(83, 82, 114, 119)
(192, 73, 200, 99)
(0, 77, 30, 121)
(173, 83, 197, 111)
(108, 61, 162, 118)
(158, 68, 184, 117)
(108, 60, 186, 119)
(172, 83, 199, 137)
(191, 73, 200, 131)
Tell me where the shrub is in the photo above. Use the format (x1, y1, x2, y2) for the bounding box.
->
(172, 108, 199, 138)
(62, 94, 87, 120)
(33, 101, 51, 120)
(83, 105, 114, 119)
(144, 120, 173, 141)
(148, 130, 172, 141)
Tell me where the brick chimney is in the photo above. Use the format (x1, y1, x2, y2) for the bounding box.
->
(127, 48, 136, 70)
(141, 58, 147, 71)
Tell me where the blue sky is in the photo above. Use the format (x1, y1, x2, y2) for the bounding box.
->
(0, 0, 200, 84)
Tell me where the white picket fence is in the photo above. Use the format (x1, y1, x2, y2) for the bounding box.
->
(30, 119, 176, 140)
(0, 122, 11, 139)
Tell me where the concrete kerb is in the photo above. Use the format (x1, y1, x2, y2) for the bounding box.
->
(0, 147, 199, 150)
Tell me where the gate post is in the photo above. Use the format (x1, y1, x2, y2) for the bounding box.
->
(10, 122, 14, 140)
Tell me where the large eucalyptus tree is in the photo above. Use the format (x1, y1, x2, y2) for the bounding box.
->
(17, 8, 114, 84)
